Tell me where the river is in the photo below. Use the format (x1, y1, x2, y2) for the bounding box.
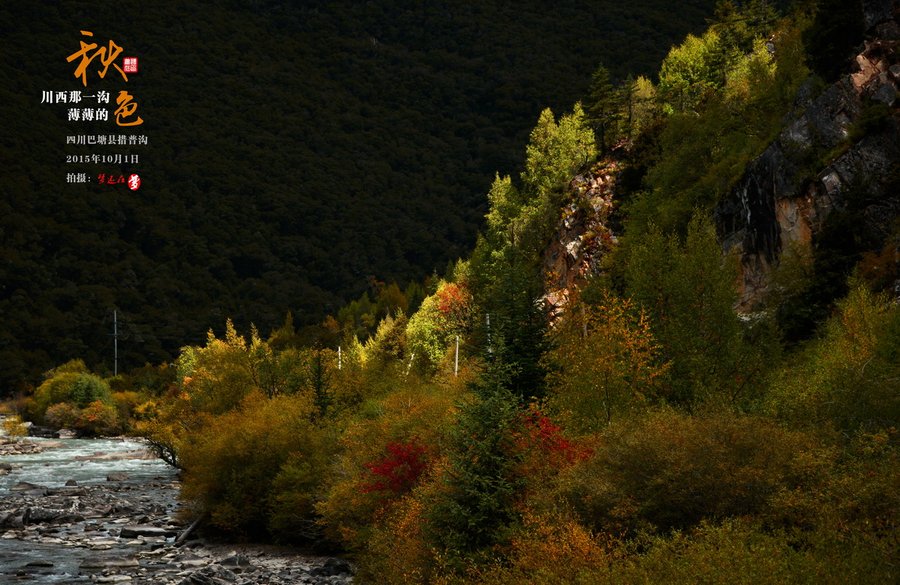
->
(0, 433, 176, 584)
(0, 427, 354, 584)
(0, 436, 174, 492)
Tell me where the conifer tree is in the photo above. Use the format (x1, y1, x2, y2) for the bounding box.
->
(585, 64, 621, 150)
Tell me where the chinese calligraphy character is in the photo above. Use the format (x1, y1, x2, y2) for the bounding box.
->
(66, 30, 128, 87)
(114, 90, 143, 126)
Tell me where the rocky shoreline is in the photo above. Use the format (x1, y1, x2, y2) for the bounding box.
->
(0, 440, 354, 584)
(0, 436, 58, 456)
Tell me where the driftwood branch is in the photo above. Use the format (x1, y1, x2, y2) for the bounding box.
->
(175, 512, 206, 547)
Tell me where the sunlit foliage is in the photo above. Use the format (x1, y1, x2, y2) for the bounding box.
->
(545, 291, 669, 431)
(179, 391, 336, 541)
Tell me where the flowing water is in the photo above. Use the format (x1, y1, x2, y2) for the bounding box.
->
(0, 427, 177, 584)
(0, 436, 174, 491)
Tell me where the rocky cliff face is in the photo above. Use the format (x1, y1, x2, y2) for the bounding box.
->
(716, 0, 900, 310)
(541, 159, 619, 319)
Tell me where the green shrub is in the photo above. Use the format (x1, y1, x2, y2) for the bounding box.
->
(558, 409, 832, 535)
(31, 360, 112, 423)
(607, 520, 895, 585)
(765, 284, 900, 432)
(69, 374, 112, 408)
(625, 215, 777, 409)
(268, 444, 335, 543)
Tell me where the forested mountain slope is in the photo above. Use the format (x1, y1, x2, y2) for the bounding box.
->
(0, 0, 716, 391)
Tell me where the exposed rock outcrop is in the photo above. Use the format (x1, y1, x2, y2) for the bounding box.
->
(716, 1, 900, 309)
(542, 159, 619, 319)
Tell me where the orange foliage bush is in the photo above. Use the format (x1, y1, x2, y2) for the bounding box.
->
(43, 402, 80, 429)
(545, 292, 668, 432)
(179, 391, 334, 540)
(361, 494, 437, 584)
(76, 400, 121, 435)
(502, 511, 615, 576)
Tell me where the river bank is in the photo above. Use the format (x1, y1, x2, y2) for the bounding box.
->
(0, 436, 354, 584)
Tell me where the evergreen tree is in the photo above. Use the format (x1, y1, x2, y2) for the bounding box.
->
(425, 383, 524, 562)
(803, 0, 865, 82)
(585, 64, 622, 150)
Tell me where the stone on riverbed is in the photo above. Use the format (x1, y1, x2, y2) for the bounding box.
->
(119, 525, 178, 539)
(10, 481, 46, 493)
(24, 506, 85, 524)
(0, 438, 46, 455)
(220, 553, 251, 567)
(80, 556, 140, 569)
(1, 468, 355, 584)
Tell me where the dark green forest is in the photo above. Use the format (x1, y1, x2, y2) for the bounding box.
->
(0, 0, 719, 392)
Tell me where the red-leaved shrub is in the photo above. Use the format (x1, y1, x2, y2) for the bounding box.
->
(361, 440, 430, 494)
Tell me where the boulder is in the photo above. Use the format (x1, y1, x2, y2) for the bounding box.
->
(863, 0, 895, 30)
(27, 425, 57, 438)
(119, 525, 178, 539)
(24, 506, 85, 524)
(872, 81, 897, 105)
(220, 553, 251, 567)
(10, 481, 45, 492)
(322, 557, 353, 575)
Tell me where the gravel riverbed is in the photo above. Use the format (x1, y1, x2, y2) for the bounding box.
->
(0, 437, 354, 584)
